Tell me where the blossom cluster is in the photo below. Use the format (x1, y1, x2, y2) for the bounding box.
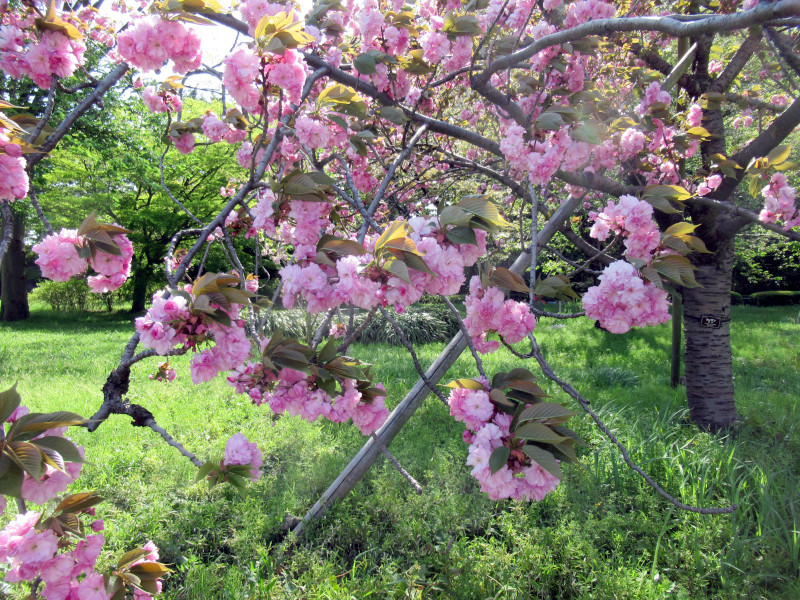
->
(759, 173, 800, 229)
(223, 47, 308, 113)
(0, 23, 86, 89)
(227, 362, 389, 435)
(134, 288, 251, 384)
(449, 387, 560, 501)
(589, 195, 661, 263)
(32, 228, 134, 292)
(117, 16, 202, 74)
(0, 124, 28, 202)
(0, 400, 161, 600)
(463, 277, 537, 354)
(223, 432, 264, 481)
(142, 86, 182, 114)
(582, 260, 671, 334)
(0, 510, 109, 599)
(280, 213, 487, 315)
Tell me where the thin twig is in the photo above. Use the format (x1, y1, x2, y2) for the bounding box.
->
(442, 297, 486, 379)
(370, 433, 423, 494)
(528, 335, 737, 515)
(337, 306, 378, 354)
(378, 307, 449, 405)
(27, 188, 55, 236)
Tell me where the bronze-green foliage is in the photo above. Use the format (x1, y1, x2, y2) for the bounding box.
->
(0, 305, 798, 599)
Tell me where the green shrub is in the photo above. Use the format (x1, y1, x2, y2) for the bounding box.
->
(30, 279, 129, 312)
(261, 308, 316, 339)
(731, 291, 743, 305)
(31, 279, 92, 312)
(260, 304, 462, 346)
(749, 290, 800, 306)
(417, 293, 466, 305)
(353, 304, 461, 345)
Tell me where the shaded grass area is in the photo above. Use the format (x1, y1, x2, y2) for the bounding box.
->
(0, 304, 798, 599)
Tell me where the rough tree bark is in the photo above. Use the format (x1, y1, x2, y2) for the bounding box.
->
(0, 209, 30, 322)
(682, 237, 738, 430)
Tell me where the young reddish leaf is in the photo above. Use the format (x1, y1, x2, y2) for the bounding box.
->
(117, 549, 150, 571)
(5, 441, 44, 479)
(443, 379, 484, 390)
(489, 267, 530, 293)
(54, 492, 104, 514)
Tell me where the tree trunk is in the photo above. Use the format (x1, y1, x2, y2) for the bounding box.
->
(0, 210, 30, 322)
(130, 264, 150, 313)
(681, 237, 738, 430)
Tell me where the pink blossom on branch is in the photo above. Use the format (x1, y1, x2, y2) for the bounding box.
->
(582, 260, 670, 334)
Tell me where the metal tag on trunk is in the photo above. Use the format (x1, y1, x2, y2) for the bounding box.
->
(700, 315, 721, 328)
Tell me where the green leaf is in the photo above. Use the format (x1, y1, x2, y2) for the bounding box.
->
(385, 258, 411, 283)
(489, 446, 511, 475)
(5, 441, 45, 479)
(317, 235, 367, 256)
(0, 383, 21, 424)
(317, 338, 338, 364)
(117, 549, 150, 571)
(195, 461, 217, 482)
(0, 455, 23, 497)
(457, 196, 511, 229)
(535, 111, 565, 131)
(379, 106, 408, 125)
(642, 194, 680, 214)
(446, 226, 478, 246)
(439, 206, 472, 228)
(664, 222, 698, 236)
(517, 402, 576, 423)
(521, 445, 563, 480)
(550, 441, 580, 464)
(686, 126, 711, 139)
(514, 422, 568, 444)
(766, 145, 791, 165)
(353, 53, 377, 75)
(572, 122, 603, 145)
(651, 254, 700, 287)
(643, 185, 692, 202)
(35, 435, 84, 463)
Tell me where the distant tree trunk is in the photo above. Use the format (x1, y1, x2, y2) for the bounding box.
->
(681, 237, 738, 430)
(0, 210, 30, 322)
(130, 262, 150, 313)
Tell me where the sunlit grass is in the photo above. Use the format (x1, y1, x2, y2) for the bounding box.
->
(0, 303, 798, 599)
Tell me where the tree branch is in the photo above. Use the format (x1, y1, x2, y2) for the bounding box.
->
(476, 0, 800, 86)
(28, 63, 129, 168)
(733, 93, 800, 169)
(689, 195, 800, 241)
(709, 29, 763, 94)
(528, 335, 736, 514)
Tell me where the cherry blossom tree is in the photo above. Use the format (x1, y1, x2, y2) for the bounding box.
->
(1, 0, 800, 593)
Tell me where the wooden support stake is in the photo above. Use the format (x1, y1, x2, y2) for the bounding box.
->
(292, 195, 583, 537)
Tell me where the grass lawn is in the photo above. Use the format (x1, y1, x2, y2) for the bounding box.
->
(0, 303, 799, 599)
